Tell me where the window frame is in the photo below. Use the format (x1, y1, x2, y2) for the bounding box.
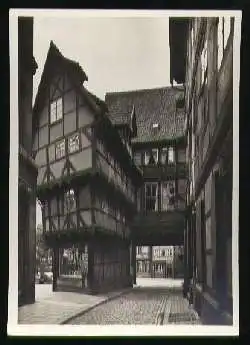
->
(55, 138, 66, 160)
(68, 132, 80, 154)
(144, 182, 158, 212)
(50, 97, 63, 124)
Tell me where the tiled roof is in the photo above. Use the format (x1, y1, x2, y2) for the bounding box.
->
(105, 87, 186, 144)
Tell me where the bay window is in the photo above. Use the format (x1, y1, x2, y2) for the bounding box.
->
(145, 182, 158, 211)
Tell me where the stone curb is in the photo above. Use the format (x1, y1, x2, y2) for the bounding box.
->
(61, 287, 133, 325)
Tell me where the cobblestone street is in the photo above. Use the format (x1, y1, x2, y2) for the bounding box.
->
(66, 279, 201, 325)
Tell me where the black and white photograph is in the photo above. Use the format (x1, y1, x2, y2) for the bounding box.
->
(9, 9, 240, 336)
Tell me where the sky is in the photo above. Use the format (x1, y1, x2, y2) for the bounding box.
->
(34, 14, 171, 226)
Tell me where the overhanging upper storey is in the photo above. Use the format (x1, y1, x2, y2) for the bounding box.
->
(169, 18, 189, 85)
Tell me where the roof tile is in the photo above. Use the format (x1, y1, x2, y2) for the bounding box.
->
(105, 87, 186, 144)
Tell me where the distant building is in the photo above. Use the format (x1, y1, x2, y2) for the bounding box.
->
(169, 17, 234, 324)
(136, 245, 184, 278)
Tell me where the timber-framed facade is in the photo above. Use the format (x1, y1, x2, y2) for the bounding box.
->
(33, 42, 142, 294)
(169, 17, 234, 325)
(106, 87, 188, 283)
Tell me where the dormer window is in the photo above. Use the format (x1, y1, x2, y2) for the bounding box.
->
(50, 97, 63, 124)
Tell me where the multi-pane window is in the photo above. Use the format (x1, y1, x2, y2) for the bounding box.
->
(68, 133, 80, 154)
(64, 189, 76, 214)
(161, 147, 168, 164)
(55, 139, 65, 160)
(145, 182, 158, 211)
(218, 17, 232, 70)
(50, 97, 63, 124)
(168, 147, 175, 163)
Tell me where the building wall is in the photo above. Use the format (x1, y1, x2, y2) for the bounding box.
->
(185, 17, 234, 324)
(18, 17, 37, 306)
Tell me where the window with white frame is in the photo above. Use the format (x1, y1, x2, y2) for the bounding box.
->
(55, 139, 65, 160)
(217, 17, 232, 70)
(68, 133, 80, 154)
(50, 97, 63, 124)
(145, 182, 158, 211)
(168, 147, 175, 163)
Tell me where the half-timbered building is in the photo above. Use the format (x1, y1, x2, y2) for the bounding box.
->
(105, 87, 187, 283)
(169, 17, 234, 324)
(32, 42, 142, 294)
(18, 17, 38, 306)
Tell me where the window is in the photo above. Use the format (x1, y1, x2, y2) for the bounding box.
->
(144, 151, 151, 165)
(161, 250, 165, 257)
(55, 139, 65, 160)
(218, 17, 232, 70)
(161, 148, 168, 165)
(151, 149, 158, 164)
(68, 133, 80, 154)
(50, 97, 63, 124)
(161, 181, 176, 211)
(64, 189, 76, 214)
(168, 147, 175, 163)
(145, 182, 158, 211)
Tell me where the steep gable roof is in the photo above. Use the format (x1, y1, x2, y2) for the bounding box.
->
(33, 41, 88, 115)
(105, 86, 185, 144)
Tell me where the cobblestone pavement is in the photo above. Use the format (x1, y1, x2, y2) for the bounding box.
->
(18, 287, 130, 324)
(67, 285, 201, 325)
